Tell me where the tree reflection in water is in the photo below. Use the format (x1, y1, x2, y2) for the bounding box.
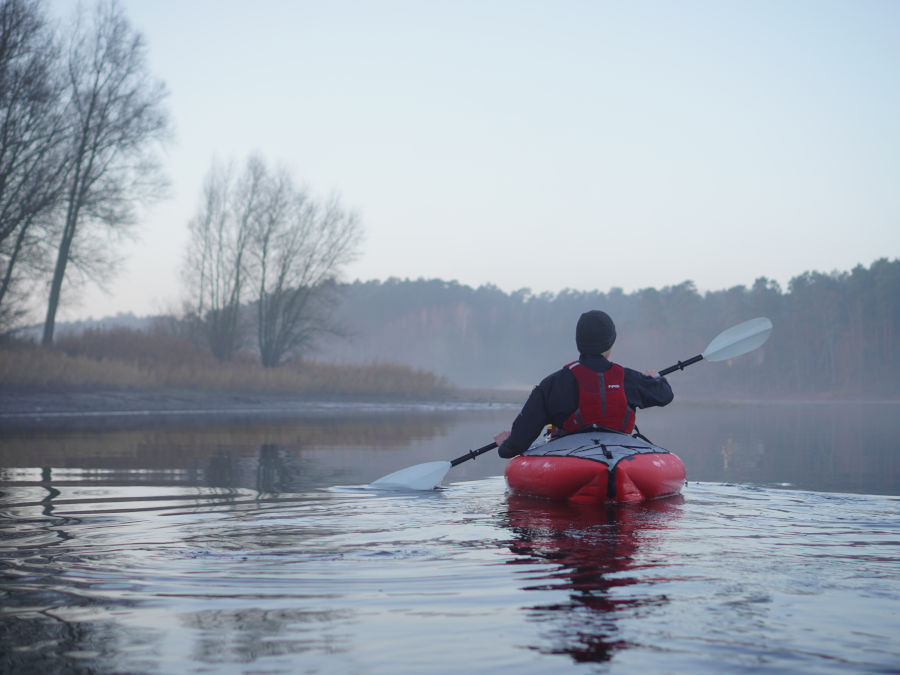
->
(502, 495, 683, 663)
(181, 607, 354, 665)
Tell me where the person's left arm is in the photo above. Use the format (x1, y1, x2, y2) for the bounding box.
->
(624, 367, 674, 409)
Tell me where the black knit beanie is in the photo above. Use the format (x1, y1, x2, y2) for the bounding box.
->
(575, 310, 616, 356)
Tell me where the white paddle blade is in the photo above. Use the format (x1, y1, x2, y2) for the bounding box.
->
(702, 317, 773, 362)
(369, 460, 452, 491)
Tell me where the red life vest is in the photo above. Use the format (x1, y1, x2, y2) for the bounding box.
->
(558, 361, 635, 435)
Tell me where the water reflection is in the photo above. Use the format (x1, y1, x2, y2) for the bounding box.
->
(3, 402, 898, 495)
(182, 607, 353, 665)
(1, 413, 454, 470)
(640, 401, 900, 494)
(257, 444, 294, 494)
(39, 467, 60, 516)
(0, 409, 512, 673)
(0, 614, 158, 674)
(2, 414, 453, 493)
(502, 495, 683, 664)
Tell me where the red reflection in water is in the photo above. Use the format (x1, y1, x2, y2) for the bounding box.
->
(501, 495, 683, 663)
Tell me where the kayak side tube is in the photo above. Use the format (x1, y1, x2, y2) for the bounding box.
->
(505, 449, 686, 504)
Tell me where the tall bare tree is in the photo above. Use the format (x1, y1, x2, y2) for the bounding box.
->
(0, 0, 67, 329)
(183, 155, 362, 366)
(41, 0, 171, 345)
(252, 181, 361, 367)
(183, 159, 259, 362)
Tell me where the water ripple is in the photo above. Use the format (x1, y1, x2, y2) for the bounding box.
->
(1, 471, 899, 673)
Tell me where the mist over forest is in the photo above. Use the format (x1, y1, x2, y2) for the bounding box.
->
(306, 258, 898, 397)
(38, 257, 897, 399)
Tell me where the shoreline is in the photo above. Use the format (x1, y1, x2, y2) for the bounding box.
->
(1, 388, 897, 432)
(0, 388, 524, 432)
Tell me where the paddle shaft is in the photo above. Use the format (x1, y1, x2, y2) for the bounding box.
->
(659, 354, 704, 377)
(449, 442, 497, 467)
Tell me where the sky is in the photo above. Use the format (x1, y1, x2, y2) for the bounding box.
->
(50, 0, 900, 321)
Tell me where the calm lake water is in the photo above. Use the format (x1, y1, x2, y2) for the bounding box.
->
(1, 401, 899, 673)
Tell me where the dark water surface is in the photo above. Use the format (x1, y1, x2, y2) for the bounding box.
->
(1, 402, 898, 673)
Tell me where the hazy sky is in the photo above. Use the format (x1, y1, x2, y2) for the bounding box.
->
(53, 0, 899, 321)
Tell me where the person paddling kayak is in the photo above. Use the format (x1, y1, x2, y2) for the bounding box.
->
(494, 310, 674, 458)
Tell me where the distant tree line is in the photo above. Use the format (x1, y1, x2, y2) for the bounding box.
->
(0, 0, 171, 342)
(27, 257, 897, 398)
(308, 258, 899, 397)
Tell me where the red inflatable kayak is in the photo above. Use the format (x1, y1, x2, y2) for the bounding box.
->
(505, 430, 686, 503)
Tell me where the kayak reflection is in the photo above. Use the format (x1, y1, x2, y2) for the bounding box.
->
(502, 495, 683, 664)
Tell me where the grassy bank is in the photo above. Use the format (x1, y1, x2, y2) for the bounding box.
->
(0, 329, 456, 400)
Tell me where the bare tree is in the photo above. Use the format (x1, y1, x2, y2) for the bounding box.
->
(41, 0, 171, 345)
(252, 182, 361, 367)
(0, 0, 68, 330)
(183, 158, 259, 362)
(183, 154, 362, 366)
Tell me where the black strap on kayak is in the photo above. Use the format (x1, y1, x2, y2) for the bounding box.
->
(632, 423, 654, 445)
(607, 456, 618, 499)
(602, 443, 654, 500)
(600, 444, 623, 499)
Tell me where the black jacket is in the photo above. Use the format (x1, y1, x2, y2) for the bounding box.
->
(498, 355, 674, 458)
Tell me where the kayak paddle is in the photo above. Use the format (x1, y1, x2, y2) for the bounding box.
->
(369, 442, 497, 490)
(369, 316, 773, 491)
(659, 317, 773, 376)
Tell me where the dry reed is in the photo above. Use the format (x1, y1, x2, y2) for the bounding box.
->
(1, 329, 454, 399)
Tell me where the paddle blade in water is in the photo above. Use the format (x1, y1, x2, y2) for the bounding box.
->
(702, 317, 773, 362)
(369, 461, 452, 491)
